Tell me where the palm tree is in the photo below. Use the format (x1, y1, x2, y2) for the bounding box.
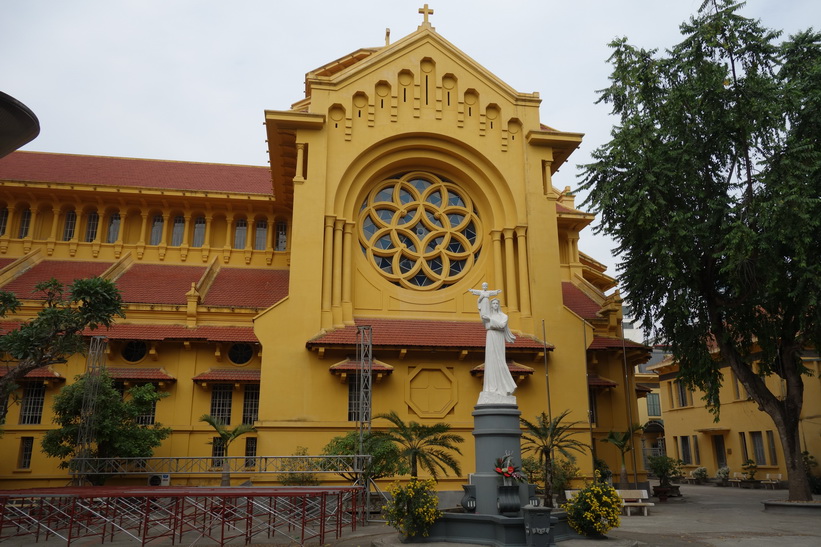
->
(200, 414, 256, 486)
(601, 423, 643, 486)
(374, 411, 464, 480)
(520, 409, 589, 508)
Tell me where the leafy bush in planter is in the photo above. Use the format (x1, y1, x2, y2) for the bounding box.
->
(693, 467, 708, 481)
(562, 474, 621, 537)
(383, 478, 442, 539)
(716, 466, 730, 480)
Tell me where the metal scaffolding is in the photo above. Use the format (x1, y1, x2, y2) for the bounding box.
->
(0, 486, 363, 546)
(71, 336, 108, 485)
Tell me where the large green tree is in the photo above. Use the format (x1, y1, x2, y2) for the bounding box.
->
(520, 410, 589, 508)
(579, 0, 821, 500)
(375, 411, 464, 480)
(42, 371, 171, 484)
(0, 278, 124, 424)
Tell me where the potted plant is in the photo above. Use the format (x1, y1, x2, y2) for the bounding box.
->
(562, 475, 622, 538)
(715, 466, 730, 486)
(692, 466, 708, 484)
(741, 459, 760, 488)
(647, 455, 681, 501)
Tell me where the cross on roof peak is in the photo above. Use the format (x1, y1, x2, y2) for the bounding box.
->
(418, 4, 434, 26)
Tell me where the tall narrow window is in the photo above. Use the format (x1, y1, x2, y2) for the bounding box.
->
(245, 437, 258, 468)
(750, 431, 766, 465)
(692, 435, 700, 465)
(588, 389, 598, 424)
(63, 210, 77, 241)
(106, 213, 121, 243)
(242, 384, 259, 425)
(646, 393, 661, 416)
(348, 376, 362, 422)
(18, 208, 31, 238)
(275, 221, 287, 251)
(766, 430, 778, 465)
(676, 380, 689, 407)
(149, 215, 164, 245)
(191, 217, 206, 247)
(210, 384, 232, 425)
(739, 432, 749, 461)
(18, 437, 34, 469)
(84, 211, 99, 242)
(170, 216, 185, 246)
(254, 219, 268, 250)
(19, 383, 46, 425)
(233, 218, 247, 249)
(680, 435, 692, 465)
(0, 207, 8, 235)
(211, 437, 225, 468)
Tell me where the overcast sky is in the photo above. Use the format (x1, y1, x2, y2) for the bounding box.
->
(3, 0, 819, 277)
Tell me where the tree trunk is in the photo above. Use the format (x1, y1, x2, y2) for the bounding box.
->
(221, 457, 231, 486)
(544, 457, 554, 508)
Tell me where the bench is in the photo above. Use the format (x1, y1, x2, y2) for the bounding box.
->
(728, 472, 743, 487)
(761, 473, 782, 489)
(684, 470, 700, 484)
(616, 489, 654, 516)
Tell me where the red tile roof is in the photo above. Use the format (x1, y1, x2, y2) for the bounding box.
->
(107, 367, 175, 381)
(0, 321, 22, 335)
(0, 258, 15, 270)
(0, 365, 64, 379)
(0, 261, 111, 297)
(89, 324, 257, 342)
(328, 358, 394, 372)
(204, 268, 289, 308)
(116, 264, 205, 305)
(587, 374, 618, 388)
(588, 336, 649, 351)
(191, 369, 261, 382)
(0, 151, 272, 195)
(562, 282, 601, 320)
(307, 318, 548, 350)
(470, 361, 535, 375)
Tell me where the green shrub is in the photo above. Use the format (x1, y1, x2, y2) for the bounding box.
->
(562, 474, 622, 537)
(383, 478, 442, 539)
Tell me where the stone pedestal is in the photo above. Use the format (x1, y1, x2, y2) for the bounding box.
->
(472, 403, 528, 515)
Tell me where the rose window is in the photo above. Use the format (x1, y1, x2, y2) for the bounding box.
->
(358, 172, 482, 290)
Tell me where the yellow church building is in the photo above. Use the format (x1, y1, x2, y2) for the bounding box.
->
(0, 10, 648, 490)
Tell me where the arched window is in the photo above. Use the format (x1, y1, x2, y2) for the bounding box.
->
(234, 218, 247, 249)
(254, 219, 268, 250)
(63, 210, 77, 241)
(84, 211, 99, 242)
(191, 216, 206, 247)
(170, 216, 185, 246)
(149, 215, 163, 245)
(18, 208, 31, 238)
(106, 213, 120, 243)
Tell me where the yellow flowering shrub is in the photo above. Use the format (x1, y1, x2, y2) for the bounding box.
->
(562, 474, 622, 537)
(383, 478, 443, 539)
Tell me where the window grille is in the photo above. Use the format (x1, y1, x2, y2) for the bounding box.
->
(646, 393, 661, 416)
(192, 217, 206, 247)
(170, 216, 185, 246)
(210, 384, 232, 425)
(680, 435, 692, 464)
(348, 376, 362, 422)
(18, 437, 34, 469)
(245, 437, 257, 468)
(107, 213, 120, 243)
(234, 218, 247, 249)
(19, 383, 46, 425)
(18, 208, 31, 238)
(242, 384, 259, 425)
(211, 437, 225, 468)
(254, 219, 268, 250)
(84, 211, 99, 242)
(0, 207, 7, 235)
(63, 210, 77, 241)
(275, 221, 287, 251)
(149, 215, 164, 245)
(136, 396, 157, 425)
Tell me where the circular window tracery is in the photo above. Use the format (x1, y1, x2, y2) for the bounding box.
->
(122, 341, 147, 363)
(358, 172, 482, 290)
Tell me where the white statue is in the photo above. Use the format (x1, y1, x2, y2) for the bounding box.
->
(468, 282, 502, 319)
(470, 288, 517, 405)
